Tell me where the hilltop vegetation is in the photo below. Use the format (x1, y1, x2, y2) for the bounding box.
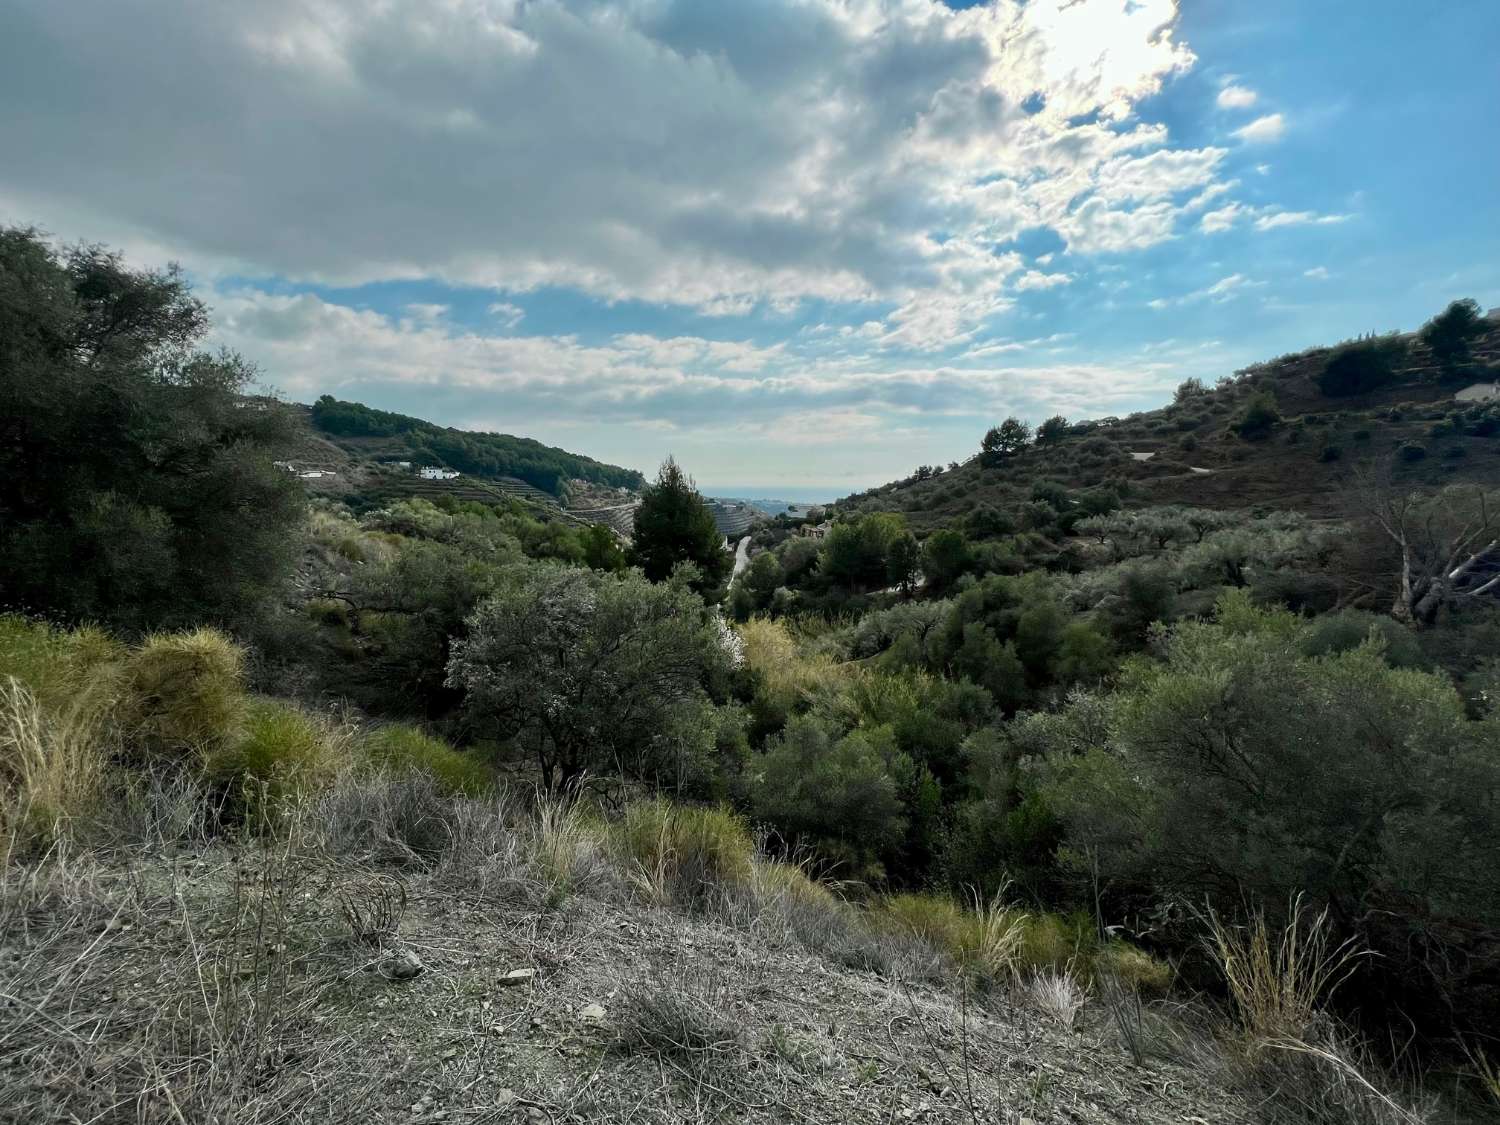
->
(310, 394, 645, 497)
(4, 228, 1500, 1124)
(841, 303, 1500, 530)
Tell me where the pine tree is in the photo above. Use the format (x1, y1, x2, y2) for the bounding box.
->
(629, 457, 731, 602)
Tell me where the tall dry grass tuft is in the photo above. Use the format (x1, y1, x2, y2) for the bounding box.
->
(616, 798, 755, 907)
(123, 628, 246, 759)
(532, 793, 605, 901)
(1204, 894, 1363, 1045)
(0, 676, 113, 858)
(1206, 896, 1427, 1125)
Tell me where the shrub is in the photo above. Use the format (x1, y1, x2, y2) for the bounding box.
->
(1232, 392, 1281, 439)
(1318, 444, 1343, 462)
(207, 699, 351, 819)
(1317, 336, 1407, 397)
(1397, 441, 1427, 462)
(615, 797, 754, 906)
(124, 629, 245, 759)
(361, 724, 490, 795)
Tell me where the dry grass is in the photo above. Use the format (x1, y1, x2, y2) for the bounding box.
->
(611, 970, 746, 1070)
(1204, 895, 1364, 1045)
(1026, 967, 1089, 1030)
(0, 676, 112, 859)
(1205, 896, 1428, 1125)
(124, 628, 246, 759)
(616, 798, 755, 908)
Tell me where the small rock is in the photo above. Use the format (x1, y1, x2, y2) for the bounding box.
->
(499, 968, 537, 987)
(495, 1089, 516, 1107)
(381, 949, 424, 981)
(579, 1003, 607, 1025)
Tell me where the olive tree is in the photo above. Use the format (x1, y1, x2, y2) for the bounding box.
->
(446, 564, 731, 791)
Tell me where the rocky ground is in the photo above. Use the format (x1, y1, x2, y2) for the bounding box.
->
(0, 828, 1261, 1125)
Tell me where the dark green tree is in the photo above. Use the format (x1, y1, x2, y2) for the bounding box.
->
(981, 417, 1032, 465)
(1035, 414, 1069, 444)
(0, 227, 302, 633)
(579, 523, 627, 572)
(921, 529, 973, 594)
(1419, 298, 1485, 375)
(629, 457, 731, 602)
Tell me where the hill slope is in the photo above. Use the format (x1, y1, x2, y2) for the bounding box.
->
(306, 395, 646, 497)
(8, 830, 1262, 1125)
(842, 323, 1500, 529)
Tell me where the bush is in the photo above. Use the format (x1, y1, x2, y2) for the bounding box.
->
(1317, 336, 1408, 397)
(615, 797, 754, 906)
(1397, 441, 1427, 462)
(207, 699, 351, 820)
(123, 629, 245, 759)
(1232, 392, 1281, 440)
(1318, 444, 1343, 462)
(361, 724, 490, 795)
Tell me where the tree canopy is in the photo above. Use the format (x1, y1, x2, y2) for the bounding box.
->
(0, 227, 303, 633)
(629, 458, 732, 602)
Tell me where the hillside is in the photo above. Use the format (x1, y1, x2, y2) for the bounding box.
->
(307, 396, 647, 497)
(5, 782, 1261, 1125)
(840, 321, 1500, 530)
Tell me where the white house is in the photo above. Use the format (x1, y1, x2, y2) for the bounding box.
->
(419, 467, 460, 480)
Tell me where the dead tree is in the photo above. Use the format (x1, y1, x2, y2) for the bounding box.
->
(1358, 474, 1500, 625)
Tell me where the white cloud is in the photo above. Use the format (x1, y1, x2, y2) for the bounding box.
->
(1235, 113, 1286, 143)
(1200, 202, 1245, 233)
(1216, 85, 1257, 109)
(1255, 210, 1349, 231)
(487, 301, 525, 328)
(0, 0, 1240, 349)
(1013, 270, 1074, 291)
(1304, 266, 1330, 280)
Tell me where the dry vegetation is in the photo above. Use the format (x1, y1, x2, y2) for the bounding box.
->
(2, 616, 1494, 1124)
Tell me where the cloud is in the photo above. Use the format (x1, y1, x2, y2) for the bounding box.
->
(0, 0, 1230, 348)
(1235, 113, 1286, 143)
(1255, 210, 1349, 231)
(213, 285, 1183, 450)
(487, 301, 525, 328)
(1216, 84, 1258, 109)
(1148, 272, 1262, 308)
(1304, 266, 1330, 280)
(1200, 202, 1245, 233)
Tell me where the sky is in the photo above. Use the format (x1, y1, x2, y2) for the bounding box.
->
(2, 1, 1497, 493)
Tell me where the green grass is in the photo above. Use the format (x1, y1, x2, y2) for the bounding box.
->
(360, 724, 491, 795)
(615, 798, 755, 905)
(124, 629, 245, 759)
(208, 699, 352, 821)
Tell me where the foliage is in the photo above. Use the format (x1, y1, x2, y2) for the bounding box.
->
(920, 529, 973, 594)
(1316, 336, 1408, 397)
(1041, 592, 1500, 1030)
(980, 417, 1032, 465)
(1233, 390, 1282, 439)
(0, 227, 304, 633)
(629, 458, 731, 602)
(310, 394, 643, 494)
(1419, 298, 1485, 374)
(447, 564, 729, 791)
(361, 724, 491, 795)
(753, 715, 909, 878)
(1035, 414, 1069, 444)
(818, 513, 910, 593)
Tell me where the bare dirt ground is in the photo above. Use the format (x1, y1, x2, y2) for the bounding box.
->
(0, 836, 1259, 1125)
